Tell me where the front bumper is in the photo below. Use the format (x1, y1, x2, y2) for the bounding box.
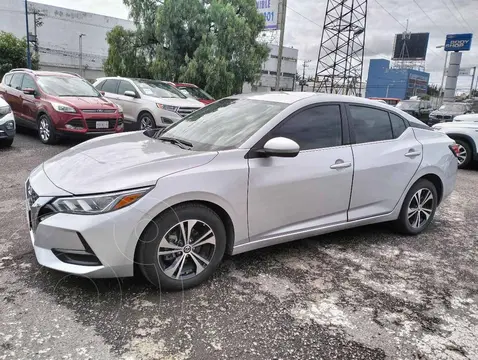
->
(26, 173, 145, 278)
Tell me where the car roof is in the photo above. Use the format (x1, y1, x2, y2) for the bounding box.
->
(8, 70, 78, 77)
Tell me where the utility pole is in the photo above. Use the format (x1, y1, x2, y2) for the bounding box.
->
(275, 0, 287, 91)
(79, 34, 86, 77)
(24, 0, 31, 69)
(29, 8, 44, 58)
(470, 66, 476, 98)
(301, 60, 311, 91)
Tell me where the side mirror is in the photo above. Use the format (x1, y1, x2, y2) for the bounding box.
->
(100, 91, 105, 96)
(263, 137, 300, 158)
(23, 88, 36, 96)
(124, 90, 137, 98)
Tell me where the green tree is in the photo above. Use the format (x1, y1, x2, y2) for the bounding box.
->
(0, 31, 38, 77)
(104, 0, 269, 99)
(103, 26, 151, 78)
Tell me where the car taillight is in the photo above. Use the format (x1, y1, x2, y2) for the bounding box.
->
(449, 144, 460, 158)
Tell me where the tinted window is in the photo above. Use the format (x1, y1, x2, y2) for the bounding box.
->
(3, 74, 12, 86)
(10, 74, 24, 90)
(160, 99, 287, 151)
(102, 79, 120, 94)
(118, 80, 137, 95)
(95, 80, 106, 90)
(350, 106, 393, 144)
(390, 113, 407, 138)
(21, 75, 38, 91)
(272, 105, 342, 150)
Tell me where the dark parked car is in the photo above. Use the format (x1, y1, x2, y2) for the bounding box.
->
(0, 69, 124, 144)
(396, 100, 433, 122)
(428, 102, 473, 125)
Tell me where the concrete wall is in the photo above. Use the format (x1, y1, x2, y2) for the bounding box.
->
(0, 0, 134, 80)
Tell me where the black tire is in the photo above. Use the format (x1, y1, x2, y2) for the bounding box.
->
(37, 114, 58, 145)
(0, 138, 13, 148)
(393, 179, 438, 235)
(137, 204, 226, 291)
(138, 111, 156, 130)
(454, 139, 472, 169)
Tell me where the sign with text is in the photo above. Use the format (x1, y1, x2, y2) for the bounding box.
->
(444, 33, 473, 52)
(256, 0, 279, 30)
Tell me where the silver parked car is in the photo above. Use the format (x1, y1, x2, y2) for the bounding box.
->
(26, 92, 458, 290)
(0, 97, 15, 147)
(93, 77, 204, 129)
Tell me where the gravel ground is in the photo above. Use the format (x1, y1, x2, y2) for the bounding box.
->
(1, 131, 477, 360)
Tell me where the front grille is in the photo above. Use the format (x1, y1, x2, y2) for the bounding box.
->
(177, 107, 200, 117)
(85, 119, 117, 129)
(67, 119, 84, 127)
(82, 109, 116, 114)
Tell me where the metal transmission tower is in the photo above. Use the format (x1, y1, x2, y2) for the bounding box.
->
(312, 0, 368, 96)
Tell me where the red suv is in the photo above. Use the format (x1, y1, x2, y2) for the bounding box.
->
(171, 83, 215, 105)
(0, 69, 124, 144)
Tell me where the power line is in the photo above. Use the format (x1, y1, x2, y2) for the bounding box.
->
(410, 0, 446, 36)
(439, 0, 469, 33)
(449, 0, 474, 33)
(286, 6, 322, 28)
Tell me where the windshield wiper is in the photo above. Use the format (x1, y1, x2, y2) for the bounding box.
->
(158, 136, 193, 149)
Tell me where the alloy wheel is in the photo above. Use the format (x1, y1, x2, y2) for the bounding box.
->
(39, 117, 50, 142)
(140, 116, 154, 130)
(456, 144, 467, 165)
(407, 188, 434, 228)
(157, 220, 216, 280)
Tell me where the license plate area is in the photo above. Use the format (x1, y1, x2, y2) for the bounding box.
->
(96, 121, 109, 129)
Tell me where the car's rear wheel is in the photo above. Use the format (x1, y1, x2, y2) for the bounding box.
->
(137, 204, 226, 290)
(454, 139, 472, 169)
(38, 114, 58, 145)
(0, 138, 13, 148)
(393, 179, 438, 235)
(138, 112, 155, 130)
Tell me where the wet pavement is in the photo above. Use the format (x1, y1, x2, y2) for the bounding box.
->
(1, 131, 477, 360)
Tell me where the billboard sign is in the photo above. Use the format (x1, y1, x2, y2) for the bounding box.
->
(256, 0, 279, 30)
(445, 67, 473, 76)
(392, 33, 429, 61)
(444, 33, 473, 52)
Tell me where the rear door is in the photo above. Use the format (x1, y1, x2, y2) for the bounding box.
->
(20, 74, 41, 125)
(116, 80, 139, 123)
(5, 73, 24, 117)
(347, 105, 422, 220)
(99, 79, 120, 103)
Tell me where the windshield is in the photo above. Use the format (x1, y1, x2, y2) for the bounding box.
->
(396, 101, 420, 110)
(179, 86, 214, 100)
(438, 103, 466, 112)
(37, 76, 100, 97)
(158, 99, 288, 151)
(134, 80, 187, 99)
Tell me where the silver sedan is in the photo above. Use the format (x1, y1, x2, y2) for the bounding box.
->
(26, 92, 457, 290)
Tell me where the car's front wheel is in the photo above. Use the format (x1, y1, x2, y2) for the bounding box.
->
(454, 139, 472, 169)
(137, 204, 227, 290)
(38, 114, 58, 145)
(394, 179, 438, 235)
(138, 112, 155, 130)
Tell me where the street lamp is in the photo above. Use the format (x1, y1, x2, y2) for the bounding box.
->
(79, 33, 86, 77)
(437, 45, 448, 106)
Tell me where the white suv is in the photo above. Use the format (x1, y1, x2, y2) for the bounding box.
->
(93, 77, 204, 129)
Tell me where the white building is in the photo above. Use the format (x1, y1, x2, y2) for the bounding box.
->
(243, 44, 299, 93)
(0, 0, 134, 81)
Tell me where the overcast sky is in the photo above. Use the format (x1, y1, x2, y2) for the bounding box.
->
(36, 0, 478, 91)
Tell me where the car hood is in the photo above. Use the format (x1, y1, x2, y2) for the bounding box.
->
(453, 114, 478, 123)
(42, 131, 217, 195)
(143, 96, 204, 108)
(60, 96, 118, 111)
(434, 122, 478, 130)
(430, 110, 465, 116)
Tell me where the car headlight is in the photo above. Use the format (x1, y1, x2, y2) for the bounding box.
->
(116, 104, 123, 113)
(156, 103, 178, 112)
(50, 187, 152, 215)
(50, 101, 76, 113)
(0, 105, 11, 118)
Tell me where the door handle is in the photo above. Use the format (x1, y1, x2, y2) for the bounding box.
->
(330, 161, 352, 170)
(405, 150, 421, 157)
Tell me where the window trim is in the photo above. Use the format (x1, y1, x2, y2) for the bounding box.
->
(10, 73, 25, 90)
(102, 79, 120, 94)
(3, 73, 13, 86)
(246, 102, 350, 158)
(20, 74, 39, 92)
(388, 112, 409, 139)
(346, 103, 396, 145)
(117, 80, 139, 97)
(95, 80, 106, 90)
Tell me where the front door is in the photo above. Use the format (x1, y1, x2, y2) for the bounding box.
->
(20, 74, 40, 126)
(116, 80, 139, 123)
(247, 104, 354, 242)
(347, 105, 422, 220)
